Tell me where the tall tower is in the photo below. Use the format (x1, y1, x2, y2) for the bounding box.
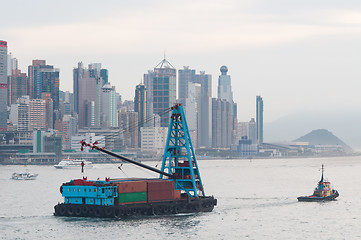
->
(8, 69, 27, 106)
(143, 70, 154, 118)
(0, 40, 8, 130)
(100, 69, 108, 85)
(101, 83, 118, 128)
(75, 63, 105, 128)
(196, 71, 212, 148)
(134, 83, 147, 127)
(38, 64, 60, 110)
(153, 58, 176, 127)
(217, 66, 233, 103)
(41, 92, 54, 130)
(256, 96, 263, 144)
(28, 60, 46, 100)
(73, 62, 84, 114)
(78, 71, 97, 128)
(178, 66, 195, 106)
(213, 66, 236, 148)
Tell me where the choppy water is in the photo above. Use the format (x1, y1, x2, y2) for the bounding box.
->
(1, 156, 361, 239)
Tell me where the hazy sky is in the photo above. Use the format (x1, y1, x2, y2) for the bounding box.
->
(2, 0, 361, 123)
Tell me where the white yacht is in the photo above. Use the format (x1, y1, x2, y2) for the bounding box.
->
(54, 158, 93, 169)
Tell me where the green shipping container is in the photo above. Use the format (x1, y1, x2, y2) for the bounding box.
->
(117, 192, 147, 203)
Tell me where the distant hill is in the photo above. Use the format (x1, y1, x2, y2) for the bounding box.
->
(264, 111, 361, 151)
(293, 129, 353, 153)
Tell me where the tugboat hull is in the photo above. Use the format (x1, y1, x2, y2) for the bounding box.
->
(297, 190, 339, 202)
(54, 196, 217, 218)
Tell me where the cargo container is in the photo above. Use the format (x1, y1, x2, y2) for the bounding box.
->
(117, 192, 147, 203)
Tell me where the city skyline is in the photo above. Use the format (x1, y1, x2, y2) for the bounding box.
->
(2, 0, 361, 124)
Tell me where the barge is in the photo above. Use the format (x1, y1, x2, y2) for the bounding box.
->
(54, 104, 217, 218)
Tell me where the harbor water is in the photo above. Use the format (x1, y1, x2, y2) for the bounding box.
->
(1, 156, 361, 239)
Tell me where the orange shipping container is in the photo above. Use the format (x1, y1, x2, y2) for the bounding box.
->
(115, 181, 147, 193)
(147, 190, 174, 202)
(147, 179, 174, 192)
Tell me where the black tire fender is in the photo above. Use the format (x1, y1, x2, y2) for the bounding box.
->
(81, 205, 89, 215)
(105, 207, 113, 217)
(74, 205, 82, 216)
(67, 205, 74, 216)
(95, 207, 104, 217)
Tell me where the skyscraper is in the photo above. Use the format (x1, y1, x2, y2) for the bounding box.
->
(7, 52, 16, 76)
(134, 83, 147, 127)
(41, 92, 54, 130)
(185, 82, 201, 148)
(196, 71, 212, 147)
(217, 66, 233, 103)
(39, 64, 60, 110)
(29, 98, 46, 131)
(78, 71, 97, 128)
(100, 69, 108, 85)
(256, 96, 263, 144)
(8, 69, 27, 106)
(28, 60, 46, 100)
(74, 63, 106, 128)
(73, 62, 84, 114)
(28, 60, 60, 110)
(153, 58, 176, 127)
(101, 83, 118, 128)
(143, 70, 154, 118)
(0, 40, 8, 130)
(248, 118, 257, 144)
(213, 66, 237, 148)
(178, 66, 196, 106)
(212, 98, 232, 148)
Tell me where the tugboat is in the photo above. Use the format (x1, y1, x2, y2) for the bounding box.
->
(54, 104, 217, 218)
(297, 164, 339, 202)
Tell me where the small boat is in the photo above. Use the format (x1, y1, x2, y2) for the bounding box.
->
(298, 164, 339, 202)
(11, 171, 38, 180)
(54, 158, 93, 169)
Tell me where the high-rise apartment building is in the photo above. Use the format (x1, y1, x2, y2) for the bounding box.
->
(28, 60, 60, 110)
(8, 69, 27, 106)
(74, 62, 106, 128)
(73, 62, 85, 114)
(134, 83, 147, 128)
(213, 66, 237, 148)
(178, 66, 196, 106)
(7, 52, 18, 76)
(256, 96, 263, 144)
(196, 71, 212, 148)
(101, 83, 118, 128)
(100, 69, 108, 86)
(153, 58, 176, 127)
(118, 110, 139, 149)
(0, 40, 8, 130)
(248, 118, 257, 144)
(28, 60, 45, 99)
(29, 98, 46, 131)
(143, 70, 154, 118)
(78, 71, 97, 128)
(212, 98, 232, 148)
(41, 92, 54, 130)
(9, 96, 30, 131)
